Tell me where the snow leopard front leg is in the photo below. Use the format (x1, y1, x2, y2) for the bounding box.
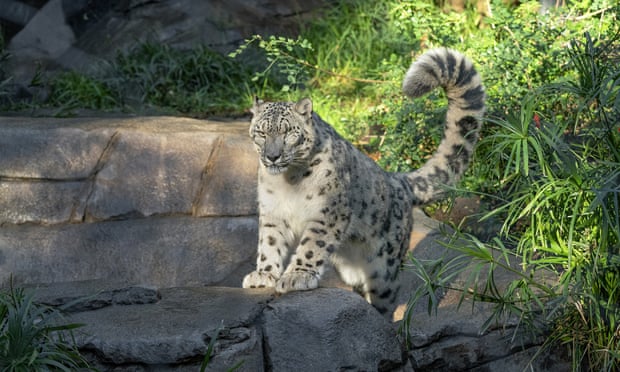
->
(242, 215, 290, 289)
(276, 220, 342, 293)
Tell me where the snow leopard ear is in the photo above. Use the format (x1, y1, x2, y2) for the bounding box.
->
(251, 96, 264, 115)
(294, 97, 313, 120)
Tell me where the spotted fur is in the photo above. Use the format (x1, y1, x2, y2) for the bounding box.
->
(242, 48, 485, 317)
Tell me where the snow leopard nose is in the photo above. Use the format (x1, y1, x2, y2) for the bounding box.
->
(266, 152, 281, 163)
(264, 137, 284, 163)
(265, 145, 282, 163)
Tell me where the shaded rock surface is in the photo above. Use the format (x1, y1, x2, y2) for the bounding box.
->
(33, 280, 161, 312)
(0, 117, 258, 288)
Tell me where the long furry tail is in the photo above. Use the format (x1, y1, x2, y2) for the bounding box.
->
(402, 48, 485, 204)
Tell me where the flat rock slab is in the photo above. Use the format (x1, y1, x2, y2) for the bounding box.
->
(0, 216, 257, 287)
(31, 280, 161, 312)
(31, 283, 405, 371)
(71, 287, 271, 368)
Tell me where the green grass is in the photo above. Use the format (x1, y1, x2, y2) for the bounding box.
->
(231, 0, 618, 164)
(42, 43, 259, 117)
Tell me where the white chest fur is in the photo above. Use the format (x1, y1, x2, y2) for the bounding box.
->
(258, 166, 327, 237)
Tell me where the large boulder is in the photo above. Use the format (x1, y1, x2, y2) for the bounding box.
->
(263, 289, 404, 371)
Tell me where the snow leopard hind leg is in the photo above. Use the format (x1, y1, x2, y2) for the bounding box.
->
(352, 233, 413, 318)
(362, 48, 485, 318)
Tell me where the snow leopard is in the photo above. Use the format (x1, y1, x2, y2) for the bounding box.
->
(242, 48, 485, 317)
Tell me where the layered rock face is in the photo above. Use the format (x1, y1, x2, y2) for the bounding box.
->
(0, 116, 407, 370)
(0, 116, 259, 287)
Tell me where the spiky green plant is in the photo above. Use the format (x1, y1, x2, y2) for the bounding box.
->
(404, 31, 620, 371)
(0, 285, 92, 371)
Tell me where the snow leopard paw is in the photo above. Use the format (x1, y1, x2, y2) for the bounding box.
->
(276, 271, 319, 293)
(242, 271, 277, 289)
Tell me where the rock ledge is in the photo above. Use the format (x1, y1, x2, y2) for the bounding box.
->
(33, 282, 405, 371)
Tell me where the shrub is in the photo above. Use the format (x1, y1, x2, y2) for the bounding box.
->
(404, 31, 620, 371)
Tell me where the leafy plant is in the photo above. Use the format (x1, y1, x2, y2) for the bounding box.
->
(0, 284, 92, 371)
(401, 234, 557, 347)
(230, 35, 314, 94)
(403, 31, 620, 371)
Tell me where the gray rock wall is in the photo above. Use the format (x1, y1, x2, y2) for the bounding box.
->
(0, 116, 259, 288)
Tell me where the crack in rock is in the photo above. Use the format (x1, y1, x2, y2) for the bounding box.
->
(73, 130, 120, 222)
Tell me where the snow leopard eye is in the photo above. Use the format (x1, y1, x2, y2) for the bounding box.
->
(284, 131, 299, 143)
(254, 129, 266, 138)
